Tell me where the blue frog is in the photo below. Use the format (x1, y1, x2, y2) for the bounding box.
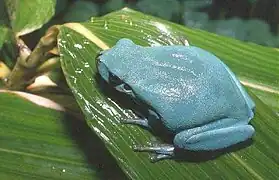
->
(96, 38, 255, 161)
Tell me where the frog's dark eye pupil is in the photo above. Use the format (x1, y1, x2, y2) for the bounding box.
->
(123, 84, 132, 91)
(109, 73, 122, 86)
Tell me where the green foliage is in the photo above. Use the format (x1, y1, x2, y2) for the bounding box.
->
(0, 26, 17, 68)
(58, 8, 279, 179)
(245, 19, 276, 46)
(0, 92, 125, 179)
(62, 0, 99, 23)
(0, 0, 9, 27)
(183, 0, 213, 10)
(213, 18, 246, 40)
(55, 0, 68, 15)
(4, 0, 57, 36)
(0, 0, 278, 178)
(102, 0, 125, 14)
(183, 11, 209, 29)
(183, 16, 279, 47)
(136, 0, 180, 20)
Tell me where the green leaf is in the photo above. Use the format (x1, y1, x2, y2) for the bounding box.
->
(212, 18, 247, 41)
(4, 0, 56, 36)
(183, 0, 213, 10)
(0, 25, 17, 68)
(136, 0, 180, 20)
(183, 11, 209, 29)
(102, 0, 125, 14)
(27, 85, 82, 115)
(244, 19, 275, 46)
(62, 1, 99, 23)
(0, 91, 126, 179)
(0, 0, 9, 27)
(58, 8, 279, 179)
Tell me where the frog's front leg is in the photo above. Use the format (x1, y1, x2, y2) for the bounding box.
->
(173, 118, 255, 151)
(120, 109, 160, 129)
(121, 109, 176, 162)
(120, 117, 150, 128)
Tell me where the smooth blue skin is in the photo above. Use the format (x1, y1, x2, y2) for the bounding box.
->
(97, 38, 255, 159)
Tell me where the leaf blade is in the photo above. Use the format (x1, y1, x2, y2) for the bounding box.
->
(4, 0, 56, 36)
(0, 91, 126, 179)
(59, 8, 279, 180)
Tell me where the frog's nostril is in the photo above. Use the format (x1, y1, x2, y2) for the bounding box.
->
(123, 84, 132, 91)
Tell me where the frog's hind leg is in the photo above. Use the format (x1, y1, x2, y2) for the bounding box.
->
(222, 63, 256, 113)
(173, 118, 255, 151)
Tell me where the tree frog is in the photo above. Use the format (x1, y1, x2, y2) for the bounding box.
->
(96, 38, 255, 161)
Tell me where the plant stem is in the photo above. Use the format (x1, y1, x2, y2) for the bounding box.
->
(4, 26, 60, 90)
(36, 57, 60, 76)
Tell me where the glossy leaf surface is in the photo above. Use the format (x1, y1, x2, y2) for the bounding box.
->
(0, 91, 125, 179)
(4, 0, 56, 36)
(58, 8, 279, 179)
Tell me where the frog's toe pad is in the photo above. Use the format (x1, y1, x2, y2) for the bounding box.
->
(150, 154, 173, 162)
(132, 145, 145, 151)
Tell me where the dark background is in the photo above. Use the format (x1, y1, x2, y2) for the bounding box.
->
(56, 0, 279, 47)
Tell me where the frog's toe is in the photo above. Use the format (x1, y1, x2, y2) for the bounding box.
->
(120, 117, 150, 128)
(150, 154, 173, 163)
(133, 144, 174, 155)
(133, 144, 175, 162)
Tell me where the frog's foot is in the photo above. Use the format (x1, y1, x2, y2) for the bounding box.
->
(120, 117, 151, 129)
(133, 144, 175, 162)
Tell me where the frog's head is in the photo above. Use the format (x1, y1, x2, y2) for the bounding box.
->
(96, 39, 136, 97)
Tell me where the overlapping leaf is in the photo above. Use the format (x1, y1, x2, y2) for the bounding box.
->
(0, 92, 126, 179)
(4, 0, 56, 36)
(0, 26, 17, 68)
(58, 8, 279, 179)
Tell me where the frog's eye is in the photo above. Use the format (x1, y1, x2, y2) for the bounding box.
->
(123, 84, 132, 91)
(95, 53, 102, 68)
(115, 84, 134, 95)
(109, 73, 123, 86)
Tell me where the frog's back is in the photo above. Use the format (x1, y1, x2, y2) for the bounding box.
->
(101, 40, 252, 132)
(125, 46, 251, 131)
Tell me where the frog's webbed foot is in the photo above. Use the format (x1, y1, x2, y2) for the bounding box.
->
(133, 144, 175, 162)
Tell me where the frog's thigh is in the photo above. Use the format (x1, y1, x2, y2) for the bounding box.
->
(173, 118, 255, 151)
(224, 65, 255, 111)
